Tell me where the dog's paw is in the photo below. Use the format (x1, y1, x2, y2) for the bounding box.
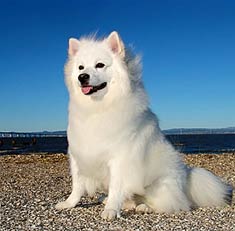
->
(55, 200, 76, 210)
(101, 209, 118, 220)
(136, 203, 154, 213)
(122, 200, 136, 211)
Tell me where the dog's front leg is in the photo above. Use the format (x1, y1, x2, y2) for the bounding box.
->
(55, 154, 85, 210)
(101, 160, 125, 220)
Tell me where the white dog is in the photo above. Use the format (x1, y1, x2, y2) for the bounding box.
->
(56, 31, 232, 220)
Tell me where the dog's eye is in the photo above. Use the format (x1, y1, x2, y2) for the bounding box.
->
(95, 63, 105, 68)
(79, 65, 84, 70)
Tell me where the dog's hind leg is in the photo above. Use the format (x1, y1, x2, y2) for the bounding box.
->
(144, 177, 191, 213)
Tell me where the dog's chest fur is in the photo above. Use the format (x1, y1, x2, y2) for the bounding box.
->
(67, 103, 134, 179)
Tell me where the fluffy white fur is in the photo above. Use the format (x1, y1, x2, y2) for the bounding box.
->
(55, 31, 232, 220)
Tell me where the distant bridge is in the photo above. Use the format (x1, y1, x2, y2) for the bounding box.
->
(0, 132, 67, 138)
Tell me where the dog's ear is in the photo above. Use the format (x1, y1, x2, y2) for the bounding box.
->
(107, 31, 125, 58)
(68, 38, 80, 56)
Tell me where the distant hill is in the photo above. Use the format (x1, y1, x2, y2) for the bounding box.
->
(163, 127, 235, 135)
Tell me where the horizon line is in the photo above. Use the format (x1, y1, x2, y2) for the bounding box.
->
(0, 126, 235, 133)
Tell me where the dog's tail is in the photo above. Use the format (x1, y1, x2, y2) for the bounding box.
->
(187, 167, 233, 208)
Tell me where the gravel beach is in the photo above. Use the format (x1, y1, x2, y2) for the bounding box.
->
(1, 153, 234, 231)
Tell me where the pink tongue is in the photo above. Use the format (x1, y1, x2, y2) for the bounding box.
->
(81, 86, 93, 94)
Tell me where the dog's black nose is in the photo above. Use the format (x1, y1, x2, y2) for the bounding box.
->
(78, 73, 90, 84)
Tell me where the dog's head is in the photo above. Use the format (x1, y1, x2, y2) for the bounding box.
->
(65, 31, 143, 110)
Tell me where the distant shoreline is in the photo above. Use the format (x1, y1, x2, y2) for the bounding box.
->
(1, 127, 235, 137)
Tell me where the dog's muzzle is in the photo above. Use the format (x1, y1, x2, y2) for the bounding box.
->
(78, 73, 107, 95)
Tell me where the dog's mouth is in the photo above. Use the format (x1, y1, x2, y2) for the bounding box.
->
(81, 82, 107, 95)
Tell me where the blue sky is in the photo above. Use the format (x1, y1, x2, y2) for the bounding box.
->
(0, 0, 235, 132)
